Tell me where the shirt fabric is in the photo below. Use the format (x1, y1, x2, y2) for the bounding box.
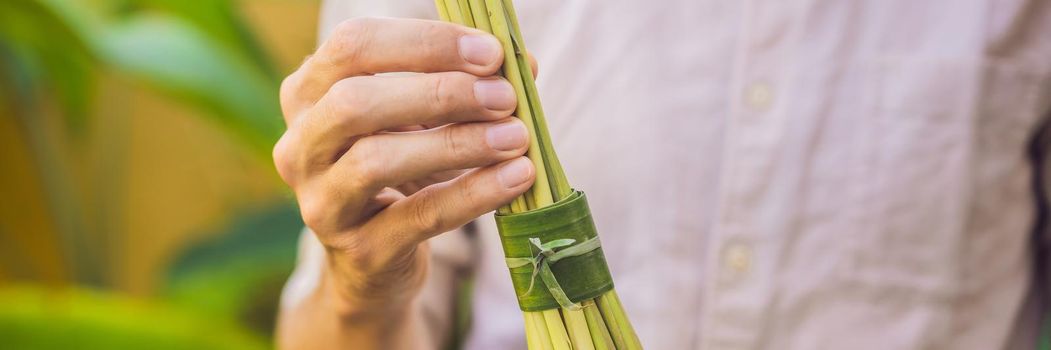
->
(283, 0, 1051, 349)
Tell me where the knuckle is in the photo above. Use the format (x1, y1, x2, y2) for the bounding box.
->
(354, 161, 383, 192)
(346, 138, 387, 189)
(410, 191, 445, 234)
(457, 173, 482, 208)
(299, 178, 359, 234)
(329, 78, 373, 118)
(330, 17, 377, 63)
(278, 72, 301, 110)
(442, 124, 473, 160)
(419, 21, 451, 59)
(272, 133, 301, 185)
(330, 76, 361, 95)
(430, 74, 452, 113)
(337, 16, 377, 35)
(299, 194, 334, 232)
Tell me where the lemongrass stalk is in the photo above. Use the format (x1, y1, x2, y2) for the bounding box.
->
(467, 0, 491, 31)
(465, 0, 530, 215)
(563, 308, 596, 350)
(597, 290, 643, 350)
(445, 0, 466, 24)
(542, 309, 572, 350)
(524, 312, 542, 350)
(504, 197, 527, 215)
(596, 291, 626, 348)
(605, 290, 642, 349)
(526, 311, 555, 350)
(484, 0, 555, 209)
(456, 0, 476, 27)
(525, 329, 538, 349)
(438, 1, 641, 349)
(582, 300, 615, 350)
(499, 0, 572, 200)
(524, 316, 537, 350)
(434, 0, 451, 21)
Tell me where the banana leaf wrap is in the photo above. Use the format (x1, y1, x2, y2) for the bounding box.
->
(495, 190, 614, 311)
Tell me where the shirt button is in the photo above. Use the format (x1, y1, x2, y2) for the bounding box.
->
(744, 82, 773, 111)
(723, 243, 752, 274)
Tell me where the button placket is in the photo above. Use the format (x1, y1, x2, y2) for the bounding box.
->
(702, 0, 791, 348)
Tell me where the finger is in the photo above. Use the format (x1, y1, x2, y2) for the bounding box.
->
(527, 52, 539, 78)
(331, 118, 530, 195)
(287, 118, 527, 220)
(388, 125, 427, 132)
(395, 169, 466, 196)
(281, 17, 505, 114)
(368, 157, 535, 250)
(295, 73, 517, 164)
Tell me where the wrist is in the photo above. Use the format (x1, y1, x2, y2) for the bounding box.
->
(319, 255, 419, 325)
(297, 273, 426, 350)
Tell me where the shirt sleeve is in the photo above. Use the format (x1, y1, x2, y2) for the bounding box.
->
(318, 0, 440, 43)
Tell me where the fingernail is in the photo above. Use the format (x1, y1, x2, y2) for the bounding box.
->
(486, 120, 528, 151)
(498, 158, 533, 188)
(459, 34, 501, 66)
(474, 79, 517, 111)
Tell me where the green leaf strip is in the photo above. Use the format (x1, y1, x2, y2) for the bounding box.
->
(496, 191, 614, 311)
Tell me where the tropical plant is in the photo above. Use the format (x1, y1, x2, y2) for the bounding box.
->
(0, 0, 295, 348)
(0, 0, 285, 288)
(0, 284, 268, 350)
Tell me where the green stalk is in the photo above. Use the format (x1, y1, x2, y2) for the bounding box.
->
(524, 317, 538, 350)
(499, 0, 571, 200)
(434, 0, 450, 21)
(456, 0, 476, 27)
(465, 0, 529, 215)
(438, 1, 641, 349)
(542, 309, 572, 350)
(524, 312, 549, 350)
(597, 290, 642, 350)
(527, 311, 555, 350)
(582, 300, 615, 350)
(596, 291, 626, 348)
(484, 0, 554, 210)
(444, 0, 465, 24)
(467, 0, 491, 31)
(605, 290, 642, 349)
(563, 307, 596, 350)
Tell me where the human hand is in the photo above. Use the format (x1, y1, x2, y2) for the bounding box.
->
(274, 17, 536, 321)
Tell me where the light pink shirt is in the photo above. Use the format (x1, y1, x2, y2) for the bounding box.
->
(284, 0, 1051, 349)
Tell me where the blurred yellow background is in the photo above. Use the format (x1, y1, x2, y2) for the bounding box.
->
(0, 0, 319, 348)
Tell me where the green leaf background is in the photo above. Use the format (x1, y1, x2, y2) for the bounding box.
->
(0, 0, 308, 348)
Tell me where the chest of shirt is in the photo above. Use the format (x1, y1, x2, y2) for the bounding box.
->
(320, 2, 1051, 347)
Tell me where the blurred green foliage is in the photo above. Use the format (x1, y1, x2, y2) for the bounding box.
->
(1, 0, 283, 151)
(0, 285, 268, 350)
(0, 202, 302, 350)
(164, 202, 303, 335)
(1, 0, 300, 348)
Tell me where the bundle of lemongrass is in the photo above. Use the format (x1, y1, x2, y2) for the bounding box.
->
(434, 1, 642, 349)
